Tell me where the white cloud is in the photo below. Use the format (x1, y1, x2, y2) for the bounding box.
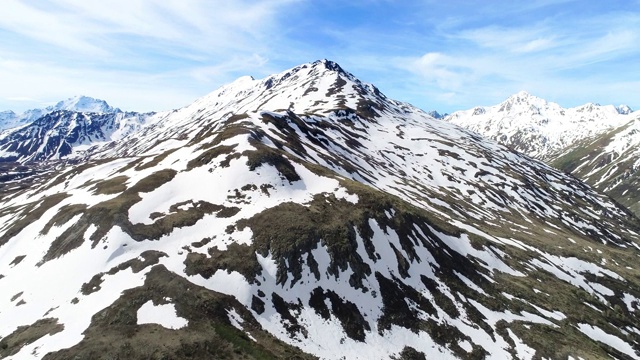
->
(515, 38, 556, 53)
(0, 0, 109, 56)
(394, 9, 640, 112)
(0, 58, 199, 112)
(0, 0, 301, 112)
(409, 52, 470, 91)
(456, 26, 558, 53)
(5, 96, 41, 102)
(0, 0, 297, 57)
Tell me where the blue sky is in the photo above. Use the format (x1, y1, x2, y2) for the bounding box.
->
(1, 0, 639, 114)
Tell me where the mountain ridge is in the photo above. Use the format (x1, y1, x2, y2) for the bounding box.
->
(444, 90, 634, 160)
(444, 91, 640, 218)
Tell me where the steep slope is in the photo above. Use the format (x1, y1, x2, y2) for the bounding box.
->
(1, 61, 640, 360)
(552, 117, 640, 216)
(444, 91, 633, 160)
(0, 111, 18, 128)
(0, 110, 155, 162)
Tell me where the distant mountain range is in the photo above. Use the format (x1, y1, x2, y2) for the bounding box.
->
(444, 91, 639, 217)
(0, 62, 639, 359)
(445, 91, 634, 160)
(0, 96, 156, 163)
(0, 96, 121, 131)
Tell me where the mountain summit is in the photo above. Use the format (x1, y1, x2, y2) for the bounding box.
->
(445, 91, 632, 160)
(49, 95, 120, 114)
(1, 62, 639, 359)
(183, 59, 386, 118)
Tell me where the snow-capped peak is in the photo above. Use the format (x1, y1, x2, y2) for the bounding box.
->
(50, 95, 120, 114)
(508, 90, 535, 100)
(445, 91, 633, 160)
(427, 110, 446, 119)
(0, 110, 16, 122)
(616, 104, 633, 115)
(497, 91, 550, 113)
(1, 61, 640, 360)
(185, 59, 387, 118)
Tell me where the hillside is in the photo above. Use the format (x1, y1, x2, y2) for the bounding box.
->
(0, 61, 639, 359)
(552, 117, 640, 217)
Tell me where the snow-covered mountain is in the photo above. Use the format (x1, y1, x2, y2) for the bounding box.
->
(0, 111, 18, 125)
(0, 110, 154, 163)
(444, 91, 633, 160)
(0, 96, 121, 131)
(552, 116, 640, 216)
(1, 61, 640, 359)
(49, 95, 120, 114)
(0, 95, 156, 163)
(444, 91, 640, 218)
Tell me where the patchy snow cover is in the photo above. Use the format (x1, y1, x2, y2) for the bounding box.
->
(0, 226, 148, 358)
(227, 308, 256, 341)
(0, 60, 639, 360)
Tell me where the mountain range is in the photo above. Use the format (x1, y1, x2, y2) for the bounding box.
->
(0, 60, 639, 360)
(0, 96, 120, 132)
(444, 91, 640, 217)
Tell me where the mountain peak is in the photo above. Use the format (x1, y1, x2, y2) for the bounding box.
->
(504, 90, 545, 104)
(0, 110, 16, 118)
(195, 59, 386, 117)
(495, 91, 549, 113)
(616, 104, 633, 115)
(513, 90, 532, 97)
(1, 61, 640, 359)
(427, 110, 447, 119)
(446, 90, 634, 161)
(312, 59, 346, 73)
(50, 95, 120, 114)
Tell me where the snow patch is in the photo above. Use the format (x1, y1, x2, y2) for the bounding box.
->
(137, 300, 188, 330)
(577, 323, 638, 359)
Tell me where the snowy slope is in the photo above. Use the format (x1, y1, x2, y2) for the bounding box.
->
(552, 115, 640, 216)
(444, 91, 633, 160)
(1, 61, 640, 360)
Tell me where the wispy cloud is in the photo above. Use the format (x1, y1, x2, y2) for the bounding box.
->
(0, 0, 296, 57)
(0, 0, 638, 114)
(455, 26, 559, 53)
(0, 0, 302, 112)
(395, 7, 640, 111)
